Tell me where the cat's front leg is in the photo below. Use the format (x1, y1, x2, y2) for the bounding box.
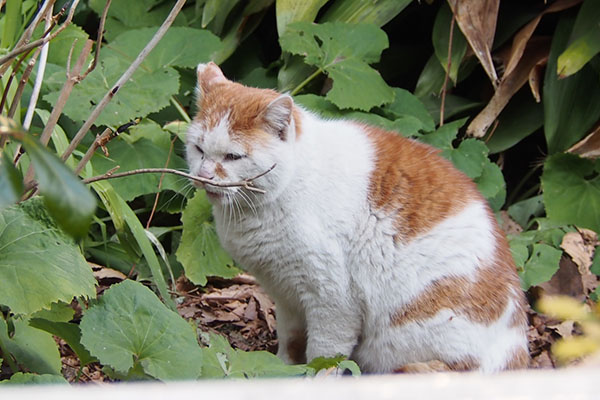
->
(274, 300, 307, 364)
(303, 296, 361, 362)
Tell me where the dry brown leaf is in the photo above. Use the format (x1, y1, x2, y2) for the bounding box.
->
(560, 230, 599, 294)
(538, 256, 586, 300)
(253, 290, 276, 333)
(499, 211, 523, 235)
(528, 55, 548, 103)
(531, 350, 555, 369)
(467, 37, 550, 137)
(567, 124, 600, 159)
(178, 305, 198, 319)
(547, 320, 576, 339)
(244, 296, 258, 321)
(503, 0, 582, 78)
(447, 0, 500, 86)
(89, 262, 127, 281)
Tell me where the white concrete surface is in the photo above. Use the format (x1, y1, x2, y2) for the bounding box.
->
(1, 368, 598, 400)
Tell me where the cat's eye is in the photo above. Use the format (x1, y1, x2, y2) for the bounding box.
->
(194, 144, 204, 155)
(224, 153, 244, 161)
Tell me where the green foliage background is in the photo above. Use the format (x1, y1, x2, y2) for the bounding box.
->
(1, 0, 599, 382)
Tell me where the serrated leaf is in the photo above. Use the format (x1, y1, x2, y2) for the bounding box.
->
(176, 191, 239, 286)
(44, 27, 221, 127)
(432, 2, 468, 85)
(383, 88, 435, 133)
(419, 118, 467, 150)
(0, 155, 23, 210)
(80, 280, 203, 381)
(542, 153, 600, 233)
(444, 139, 489, 179)
(20, 136, 96, 238)
(544, 15, 600, 153)
(280, 21, 394, 111)
(30, 302, 74, 323)
(519, 243, 562, 290)
(0, 317, 61, 375)
(92, 137, 187, 202)
(0, 198, 96, 316)
(0, 372, 67, 385)
(474, 162, 506, 211)
(508, 195, 544, 228)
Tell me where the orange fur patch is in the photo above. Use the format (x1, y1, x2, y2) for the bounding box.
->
(195, 81, 302, 146)
(215, 162, 227, 179)
(364, 125, 479, 243)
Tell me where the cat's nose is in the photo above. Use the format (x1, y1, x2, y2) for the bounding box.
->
(197, 169, 215, 180)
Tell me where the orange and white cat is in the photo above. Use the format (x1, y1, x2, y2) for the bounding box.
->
(186, 62, 529, 373)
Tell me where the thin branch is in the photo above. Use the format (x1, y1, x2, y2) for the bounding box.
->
(61, 0, 187, 162)
(23, 9, 53, 130)
(0, 0, 80, 67)
(439, 14, 455, 127)
(80, 0, 111, 81)
(146, 135, 178, 229)
(7, 47, 42, 118)
(74, 127, 113, 175)
(83, 164, 278, 195)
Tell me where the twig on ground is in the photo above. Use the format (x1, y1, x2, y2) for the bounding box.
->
(61, 0, 187, 162)
(0, 0, 80, 67)
(83, 164, 277, 195)
(439, 13, 455, 127)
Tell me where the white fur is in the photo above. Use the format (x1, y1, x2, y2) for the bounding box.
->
(186, 103, 527, 373)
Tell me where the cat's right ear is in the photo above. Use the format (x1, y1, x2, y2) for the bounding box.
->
(196, 62, 227, 97)
(263, 95, 294, 141)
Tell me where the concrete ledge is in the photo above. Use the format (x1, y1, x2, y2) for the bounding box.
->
(1, 368, 597, 400)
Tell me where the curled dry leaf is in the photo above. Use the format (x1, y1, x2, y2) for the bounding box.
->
(560, 229, 599, 294)
(503, 0, 582, 78)
(467, 37, 550, 137)
(538, 256, 587, 301)
(528, 55, 548, 103)
(567, 124, 600, 159)
(447, 0, 499, 86)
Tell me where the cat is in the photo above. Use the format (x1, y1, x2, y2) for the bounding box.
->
(186, 62, 529, 373)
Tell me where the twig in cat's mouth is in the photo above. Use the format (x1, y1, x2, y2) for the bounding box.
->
(82, 164, 277, 194)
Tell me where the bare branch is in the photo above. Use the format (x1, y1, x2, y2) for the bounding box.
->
(80, 0, 111, 80)
(8, 47, 42, 118)
(0, 0, 80, 67)
(23, 10, 54, 130)
(83, 164, 278, 195)
(74, 127, 114, 174)
(61, 0, 187, 162)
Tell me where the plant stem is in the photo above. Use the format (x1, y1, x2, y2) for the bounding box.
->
(290, 67, 323, 96)
(170, 96, 191, 123)
(0, 334, 18, 373)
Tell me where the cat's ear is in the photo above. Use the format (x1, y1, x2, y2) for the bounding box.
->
(262, 95, 294, 141)
(196, 62, 227, 96)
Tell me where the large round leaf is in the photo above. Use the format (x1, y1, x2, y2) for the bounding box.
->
(0, 198, 96, 315)
(80, 280, 203, 381)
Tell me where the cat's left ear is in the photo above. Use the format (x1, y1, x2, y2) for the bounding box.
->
(196, 62, 227, 97)
(263, 95, 294, 141)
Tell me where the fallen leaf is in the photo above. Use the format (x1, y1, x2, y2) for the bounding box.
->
(560, 230, 599, 294)
(447, 0, 499, 86)
(253, 290, 276, 333)
(499, 211, 523, 236)
(547, 320, 576, 339)
(538, 256, 586, 301)
(89, 262, 127, 281)
(503, 0, 582, 78)
(528, 55, 548, 103)
(567, 124, 600, 159)
(244, 296, 258, 321)
(467, 37, 550, 137)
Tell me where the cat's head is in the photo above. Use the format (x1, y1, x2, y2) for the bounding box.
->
(186, 62, 301, 206)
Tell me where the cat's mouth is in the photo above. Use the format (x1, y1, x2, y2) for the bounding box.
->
(205, 188, 224, 200)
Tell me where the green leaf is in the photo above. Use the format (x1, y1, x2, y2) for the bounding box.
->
(276, 0, 329, 35)
(45, 24, 90, 67)
(30, 301, 74, 323)
(80, 280, 203, 381)
(474, 162, 506, 211)
(176, 191, 239, 286)
(519, 243, 563, 290)
(432, 2, 468, 85)
(0, 198, 96, 316)
(0, 155, 23, 210)
(321, 0, 411, 27)
(29, 318, 97, 366)
(445, 139, 489, 180)
(508, 195, 544, 229)
(20, 135, 96, 238)
(557, 0, 600, 77)
(383, 88, 435, 133)
(280, 21, 394, 111)
(44, 27, 221, 127)
(91, 137, 187, 202)
(0, 372, 67, 384)
(591, 247, 600, 276)
(415, 55, 446, 98)
(34, 109, 77, 170)
(485, 90, 544, 154)
(199, 333, 308, 378)
(91, 181, 175, 310)
(542, 153, 600, 233)
(0, 317, 61, 375)
(419, 118, 467, 150)
(543, 15, 600, 153)
(1, 0, 21, 49)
